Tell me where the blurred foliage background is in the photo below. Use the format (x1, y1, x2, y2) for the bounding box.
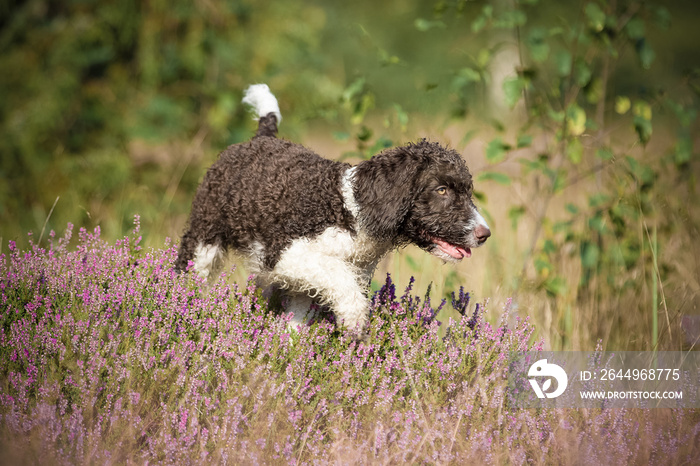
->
(1, 0, 700, 351)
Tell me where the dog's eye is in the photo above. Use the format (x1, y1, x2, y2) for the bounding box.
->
(436, 186, 448, 196)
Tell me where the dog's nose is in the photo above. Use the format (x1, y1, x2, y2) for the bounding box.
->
(474, 224, 491, 244)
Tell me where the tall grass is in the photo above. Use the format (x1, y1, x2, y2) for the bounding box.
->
(1, 220, 698, 464)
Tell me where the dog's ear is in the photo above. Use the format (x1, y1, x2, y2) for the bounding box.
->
(352, 144, 428, 240)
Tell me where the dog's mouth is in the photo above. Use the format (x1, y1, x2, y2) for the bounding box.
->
(430, 236, 471, 261)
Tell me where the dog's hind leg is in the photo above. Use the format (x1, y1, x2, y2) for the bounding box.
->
(192, 243, 224, 281)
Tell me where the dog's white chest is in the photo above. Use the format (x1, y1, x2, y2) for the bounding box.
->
(274, 226, 387, 275)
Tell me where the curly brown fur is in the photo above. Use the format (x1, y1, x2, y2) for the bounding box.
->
(175, 121, 354, 272)
(353, 140, 479, 250)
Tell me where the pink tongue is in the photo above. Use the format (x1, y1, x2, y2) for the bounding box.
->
(432, 238, 471, 259)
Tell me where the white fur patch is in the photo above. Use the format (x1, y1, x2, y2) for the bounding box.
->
(193, 243, 223, 280)
(430, 247, 464, 263)
(473, 208, 490, 230)
(263, 227, 383, 330)
(465, 206, 490, 235)
(242, 84, 282, 123)
(341, 167, 360, 218)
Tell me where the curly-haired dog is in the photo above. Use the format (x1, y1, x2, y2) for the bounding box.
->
(176, 84, 490, 334)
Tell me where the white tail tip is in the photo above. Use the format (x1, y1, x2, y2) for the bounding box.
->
(242, 84, 282, 124)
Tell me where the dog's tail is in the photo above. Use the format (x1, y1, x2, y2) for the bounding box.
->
(242, 84, 281, 138)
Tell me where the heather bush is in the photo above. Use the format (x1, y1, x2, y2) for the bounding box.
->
(1, 221, 698, 464)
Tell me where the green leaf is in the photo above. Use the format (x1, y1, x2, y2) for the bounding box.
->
(517, 134, 533, 148)
(333, 131, 351, 141)
(553, 220, 573, 233)
(494, 9, 527, 29)
(534, 258, 552, 274)
(653, 6, 672, 30)
(625, 17, 645, 40)
(595, 147, 614, 161)
(490, 119, 505, 132)
(586, 78, 604, 104)
(351, 93, 375, 125)
(478, 171, 512, 185)
(543, 239, 556, 254)
(476, 48, 491, 68)
(615, 96, 631, 114)
(633, 100, 652, 120)
(566, 104, 586, 136)
(673, 136, 693, 166)
(565, 203, 579, 215)
(552, 170, 567, 193)
(636, 40, 655, 70)
(574, 60, 592, 87)
(549, 26, 564, 37)
(547, 107, 565, 123)
(502, 76, 526, 108)
(457, 67, 481, 84)
(342, 77, 366, 103)
(588, 215, 608, 234)
(588, 193, 610, 208)
(379, 51, 401, 66)
(518, 157, 545, 174)
(461, 129, 478, 146)
(472, 13, 488, 33)
(666, 99, 698, 127)
(485, 137, 511, 163)
(393, 104, 409, 132)
(566, 138, 583, 164)
(585, 2, 606, 32)
(626, 156, 655, 186)
(508, 206, 526, 229)
(368, 136, 393, 155)
(414, 18, 446, 32)
(580, 241, 600, 269)
(527, 28, 550, 63)
(633, 115, 653, 144)
(633, 100, 652, 144)
(554, 50, 572, 77)
(545, 276, 567, 296)
(356, 125, 372, 142)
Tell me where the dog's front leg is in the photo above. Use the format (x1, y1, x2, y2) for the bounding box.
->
(271, 240, 370, 334)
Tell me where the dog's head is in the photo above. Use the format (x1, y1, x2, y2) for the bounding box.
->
(353, 139, 490, 261)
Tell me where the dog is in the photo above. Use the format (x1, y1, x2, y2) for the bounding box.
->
(175, 84, 490, 334)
